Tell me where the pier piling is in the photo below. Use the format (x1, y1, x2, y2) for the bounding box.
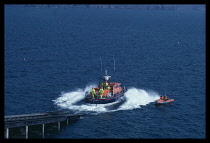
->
(42, 124, 45, 138)
(26, 126, 28, 139)
(4, 111, 84, 139)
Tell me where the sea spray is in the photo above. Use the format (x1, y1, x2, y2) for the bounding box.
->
(53, 84, 108, 113)
(53, 84, 160, 114)
(117, 88, 160, 111)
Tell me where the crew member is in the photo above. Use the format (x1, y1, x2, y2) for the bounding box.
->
(91, 88, 96, 98)
(100, 82, 104, 88)
(99, 87, 104, 98)
(163, 96, 165, 100)
(164, 96, 168, 101)
(105, 81, 108, 86)
(160, 95, 163, 100)
(106, 85, 111, 90)
(104, 81, 109, 89)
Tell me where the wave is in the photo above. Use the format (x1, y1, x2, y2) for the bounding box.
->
(53, 84, 160, 114)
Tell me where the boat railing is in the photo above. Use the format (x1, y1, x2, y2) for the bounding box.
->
(86, 89, 118, 99)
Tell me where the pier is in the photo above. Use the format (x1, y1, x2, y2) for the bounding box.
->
(4, 111, 84, 139)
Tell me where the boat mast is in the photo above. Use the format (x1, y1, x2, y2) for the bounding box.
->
(113, 55, 115, 72)
(100, 56, 102, 73)
(104, 69, 111, 81)
(113, 55, 115, 84)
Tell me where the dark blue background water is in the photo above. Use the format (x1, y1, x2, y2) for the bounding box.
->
(5, 5, 205, 138)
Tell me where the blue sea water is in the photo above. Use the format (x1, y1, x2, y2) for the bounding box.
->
(4, 5, 205, 139)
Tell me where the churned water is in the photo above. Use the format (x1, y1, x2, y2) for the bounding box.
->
(5, 5, 205, 138)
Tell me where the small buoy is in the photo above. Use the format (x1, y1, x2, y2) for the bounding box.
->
(23, 58, 26, 61)
(178, 42, 179, 44)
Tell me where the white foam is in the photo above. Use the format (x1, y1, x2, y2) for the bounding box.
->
(117, 87, 160, 111)
(53, 84, 160, 114)
(53, 84, 108, 113)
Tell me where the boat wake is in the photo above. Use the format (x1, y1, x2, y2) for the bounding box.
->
(53, 84, 160, 114)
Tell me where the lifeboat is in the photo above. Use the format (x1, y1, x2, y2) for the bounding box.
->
(155, 96, 174, 105)
(85, 71, 127, 104)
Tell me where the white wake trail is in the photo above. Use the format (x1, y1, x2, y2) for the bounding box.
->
(53, 85, 160, 114)
(53, 84, 109, 113)
(117, 88, 160, 111)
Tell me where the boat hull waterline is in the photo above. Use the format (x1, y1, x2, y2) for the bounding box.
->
(85, 92, 125, 104)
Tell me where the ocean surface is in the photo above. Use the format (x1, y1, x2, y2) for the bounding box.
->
(4, 5, 206, 139)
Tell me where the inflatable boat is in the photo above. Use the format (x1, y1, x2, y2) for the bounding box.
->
(155, 98, 174, 105)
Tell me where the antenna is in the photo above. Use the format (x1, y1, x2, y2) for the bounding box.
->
(113, 55, 115, 71)
(113, 55, 115, 84)
(100, 57, 102, 72)
(104, 69, 111, 81)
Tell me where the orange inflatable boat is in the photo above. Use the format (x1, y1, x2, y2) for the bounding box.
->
(155, 96, 174, 105)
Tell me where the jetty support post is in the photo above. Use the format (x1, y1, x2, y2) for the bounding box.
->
(5, 128, 9, 139)
(58, 122, 60, 131)
(42, 124, 45, 138)
(26, 126, 28, 139)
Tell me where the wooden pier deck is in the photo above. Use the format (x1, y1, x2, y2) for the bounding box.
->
(4, 111, 84, 139)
